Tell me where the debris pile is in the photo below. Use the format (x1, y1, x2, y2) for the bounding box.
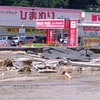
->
(0, 47, 100, 79)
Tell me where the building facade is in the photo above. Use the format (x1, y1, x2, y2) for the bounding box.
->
(0, 6, 82, 37)
(78, 11, 100, 47)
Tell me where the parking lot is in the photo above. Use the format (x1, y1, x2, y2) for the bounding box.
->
(0, 35, 46, 47)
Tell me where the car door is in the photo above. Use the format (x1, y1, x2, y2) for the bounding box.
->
(23, 36, 30, 43)
(2, 37, 7, 45)
(25, 36, 34, 43)
(7, 36, 13, 45)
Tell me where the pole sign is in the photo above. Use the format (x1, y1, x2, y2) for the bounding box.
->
(67, 20, 78, 48)
(36, 19, 64, 29)
(19, 28, 25, 34)
(46, 29, 53, 44)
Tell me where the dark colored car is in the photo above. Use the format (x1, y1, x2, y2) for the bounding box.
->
(35, 36, 46, 43)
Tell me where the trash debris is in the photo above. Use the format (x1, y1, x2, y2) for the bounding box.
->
(0, 47, 100, 79)
(18, 65, 31, 74)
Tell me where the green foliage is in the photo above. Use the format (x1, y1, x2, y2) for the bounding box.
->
(0, 0, 99, 9)
(97, 0, 100, 5)
(69, 0, 97, 9)
(0, 0, 69, 8)
(12, 0, 30, 7)
(0, 0, 14, 5)
(27, 0, 69, 8)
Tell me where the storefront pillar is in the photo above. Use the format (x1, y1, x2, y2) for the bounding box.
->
(67, 20, 78, 48)
(46, 29, 53, 44)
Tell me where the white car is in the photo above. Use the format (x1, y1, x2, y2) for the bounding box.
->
(0, 36, 13, 46)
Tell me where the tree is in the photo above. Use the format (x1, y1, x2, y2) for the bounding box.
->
(96, 0, 100, 5)
(0, 0, 14, 5)
(12, 0, 30, 7)
(68, 0, 97, 9)
(27, 0, 69, 8)
(0, 0, 99, 10)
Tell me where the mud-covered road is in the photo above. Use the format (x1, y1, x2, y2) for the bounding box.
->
(0, 71, 100, 100)
(0, 48, 100, 100)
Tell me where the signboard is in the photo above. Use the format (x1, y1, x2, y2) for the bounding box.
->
(19, 28, 25, 34)
(92, 15, 100, 22)
(67, 20, 78, 48)
(64, 20, 70, 29)
(0, 6, 81, 27)
(83, 38, 99, 47)
(78, 26, 100, 37)
(36, 19, 64, 29)
(8, 28, 19, 33)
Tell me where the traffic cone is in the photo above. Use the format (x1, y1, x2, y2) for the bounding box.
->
(2, 43, 4, 47)
(42, 44, 45, 48)
(18, 43, 21, 47)
(7, 43, 10, 47)
(30, 43, 33, 47)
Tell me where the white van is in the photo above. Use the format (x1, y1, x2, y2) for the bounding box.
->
(0, 36, 13, 46)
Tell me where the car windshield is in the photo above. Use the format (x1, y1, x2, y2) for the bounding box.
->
(0, 37, 2, 40)
(20, 37, 25, 39)
(2, 37, 6, 40)
(8, 37, 13, 40)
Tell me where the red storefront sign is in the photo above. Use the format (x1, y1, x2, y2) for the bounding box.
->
(64, 20, 70, 29)
(36, 19, 77, 46)
(92, 15, 100, 22)
(67, 20, 78, 48)
(36, 19, 64, 29)
(83, 26, 100, 31)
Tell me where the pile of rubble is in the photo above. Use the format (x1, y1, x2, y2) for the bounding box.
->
(0, 47, 100, 79)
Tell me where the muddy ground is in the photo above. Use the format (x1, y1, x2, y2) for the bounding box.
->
(0, 70, 100, 100)
(0, 49, 100, 100)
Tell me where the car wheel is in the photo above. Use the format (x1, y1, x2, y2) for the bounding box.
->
(18, 41, 22, 45)
(33, 41, 36, 43)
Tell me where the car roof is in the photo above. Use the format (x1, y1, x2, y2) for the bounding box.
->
(13, 36, 34, 38)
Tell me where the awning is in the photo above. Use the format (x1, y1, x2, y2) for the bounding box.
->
(78, 23, 100, 27)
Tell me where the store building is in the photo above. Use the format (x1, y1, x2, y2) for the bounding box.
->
(78, 11, 100, 48)
(0, 6, 82, 39)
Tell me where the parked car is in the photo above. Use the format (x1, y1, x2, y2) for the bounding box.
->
(35, 36, 46, 43)
(12, 36, 37, 45)
(0, 36, 13, 46)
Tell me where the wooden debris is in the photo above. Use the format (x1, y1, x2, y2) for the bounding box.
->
(18, 65, 31, 74)
(38, 69, 57, 73)
(0, 58, 13, 71)
(65, 72, 72, 79)
(60, 67, 72, 79)
(3, 58, 13, 67)
(12, 58, 33, 69)
(23, 59, 33, 66)
(69, 60, 100, 67)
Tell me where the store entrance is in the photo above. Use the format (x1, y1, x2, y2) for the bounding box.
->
(36, 19, 78, 48)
